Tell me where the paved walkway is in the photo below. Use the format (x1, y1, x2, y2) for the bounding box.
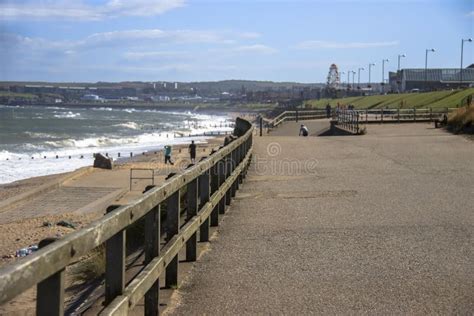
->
(170, 123, 473, 314)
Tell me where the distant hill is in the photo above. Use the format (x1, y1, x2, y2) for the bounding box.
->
(0, 80, 325, 93)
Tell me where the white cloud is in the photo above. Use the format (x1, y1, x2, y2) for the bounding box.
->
(233, 44, 277, 54)
(0, 0, 185, 21)
(297, 40, 399, 49)
(123, 51, 191, 60)
(467, 11, 474, 17)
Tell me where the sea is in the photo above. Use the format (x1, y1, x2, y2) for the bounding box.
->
(0, 105, 234, 184)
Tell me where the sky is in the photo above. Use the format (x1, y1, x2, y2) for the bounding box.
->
(0, 0, 472, 83)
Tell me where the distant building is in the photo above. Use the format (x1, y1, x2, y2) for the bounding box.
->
(389, 67, 474, 92)
(81, 94, 101, 101)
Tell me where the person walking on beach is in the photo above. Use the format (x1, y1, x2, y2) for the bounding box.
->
(189, 140, 196, 163)
(299, 124, 309, 137)
(164, 145, 174, 165)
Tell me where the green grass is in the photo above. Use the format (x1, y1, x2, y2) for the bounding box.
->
(0, 91, 38, 99)
(305, 88, 474, 109)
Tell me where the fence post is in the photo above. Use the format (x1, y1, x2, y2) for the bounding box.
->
(165, 190, 180, 288)
(429, 107, 433, 122)
(36, 238, 64, 316)
(199, 170, 210, 242)
(259, 116, 263, 137)
(143, 186, 160, 315)
(105, 205, 125, 305)
(231, 149, 237, 197)
(381, 108, 384, 124)
(356, 113, 359, 134)
(210, 163, 219, 226)
(366, 109, 368, 123)
(186, 178, 198, 262)
(397, 108, 400, 123)
(221, 155, 229, 211)
(413, 107, 416, 122)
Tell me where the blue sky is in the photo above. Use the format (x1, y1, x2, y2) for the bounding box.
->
(0, 0, 472, 83)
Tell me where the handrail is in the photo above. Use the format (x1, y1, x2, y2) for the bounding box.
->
(267, 107, 456, 128)
(0, 118, 254, 315)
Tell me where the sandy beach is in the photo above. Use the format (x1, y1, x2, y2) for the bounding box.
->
(0, 134, 228, 315)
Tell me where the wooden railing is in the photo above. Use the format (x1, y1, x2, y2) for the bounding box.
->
(0, 118, 253, 315)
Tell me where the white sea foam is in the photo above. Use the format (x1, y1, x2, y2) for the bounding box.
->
(53, 111, 81, 119)
(114, 122, 140, 130)
(0, 116, 233, 184)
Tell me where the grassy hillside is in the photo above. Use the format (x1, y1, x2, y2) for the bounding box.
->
(305, 88, 474, 109)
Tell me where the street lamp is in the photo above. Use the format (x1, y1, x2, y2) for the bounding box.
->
(382, 59, 389, 93)
(358, 67, 365, 89)
(351, 71, 356, 88)
(460, 38, 472, 86)
(397, 54, 406, 93)
(340, 71, 345, 87)
(397, 54, 406, 71)
(368, 63, 376, 88)
(425, 48, 435, 91)
(347, 71, 351, 89)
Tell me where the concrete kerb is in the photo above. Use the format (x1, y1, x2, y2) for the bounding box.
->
(0, 167, 94, 213)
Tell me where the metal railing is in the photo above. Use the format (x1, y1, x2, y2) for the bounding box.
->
(0, 119, 254, 315)
(356, 107, 455, 124)
(269, 109, 328, 128)
(336, 110, 360, 134)
(129, 168, 155, 191)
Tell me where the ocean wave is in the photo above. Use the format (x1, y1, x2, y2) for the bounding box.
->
(53, 111, 81, 119)
(114, 122, 140, 130)
(91, 107, 113, 111)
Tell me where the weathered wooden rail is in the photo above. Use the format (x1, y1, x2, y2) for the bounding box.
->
(0, 118, 253, 315)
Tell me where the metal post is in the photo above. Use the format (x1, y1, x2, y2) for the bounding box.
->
(381, 108, 384, 123)
(259, 117, 263, 137)
(186, 178, 198, 262)
(37, 238, 64, 316)
(398, 108, 400, 123)
(430, 107, 433, 122)
(414, 107, 416, 122)
(165, 190, 179, 288)
(105, 205, 125, 304)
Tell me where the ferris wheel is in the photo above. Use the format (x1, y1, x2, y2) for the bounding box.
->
(326, 64, 340, 89)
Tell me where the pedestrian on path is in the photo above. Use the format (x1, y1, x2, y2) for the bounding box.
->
(299, 124, 309, 137)
(189, 140, 196, 163)
(164, 145, 174, 165)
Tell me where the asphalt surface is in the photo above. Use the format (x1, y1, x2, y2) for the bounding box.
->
(168, 123, 473, 315)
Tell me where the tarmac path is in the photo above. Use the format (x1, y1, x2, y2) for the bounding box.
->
(169, 122, 473, 314)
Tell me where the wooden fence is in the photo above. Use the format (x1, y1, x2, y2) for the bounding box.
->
(0, 119, 253, 315)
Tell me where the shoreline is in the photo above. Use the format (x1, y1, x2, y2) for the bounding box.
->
(0, 106, 239, 185)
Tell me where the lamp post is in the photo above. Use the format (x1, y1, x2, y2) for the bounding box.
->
(424, 48, 435, 91)
(340, 71, 345, 88)
(347, 71, 351, 89)
(397, 54, 406, 93)
(368, 63, 375, 88)
(460, 38, 472, 86)
(382, 59, 389, 93)
(352, 71, 356, 88)
(357, 67, 365, 89)
(397, 54, 406, 71)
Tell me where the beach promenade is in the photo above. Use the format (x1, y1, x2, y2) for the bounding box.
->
(169, 122, 473, 314)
